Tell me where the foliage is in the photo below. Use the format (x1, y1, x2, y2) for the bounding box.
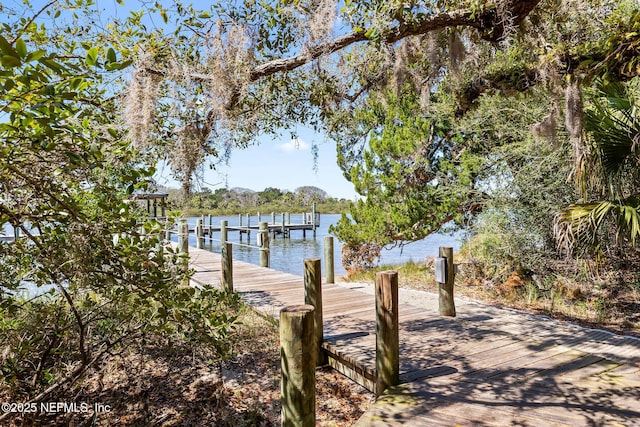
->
(330, 88, 485, 269)
(0, 3, 238, 409)
(176, 186, 350, 216)
(555, 79, 640, 254)
(113, 0, 547, 195)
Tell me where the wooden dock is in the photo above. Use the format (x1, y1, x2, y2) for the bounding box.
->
(186, 246, 640, 426)
(184, 210, 321, 239)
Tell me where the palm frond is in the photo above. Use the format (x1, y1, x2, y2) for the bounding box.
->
(555, 197, 640, 253)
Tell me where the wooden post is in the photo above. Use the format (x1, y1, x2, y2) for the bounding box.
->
(375, 270, 399, 396)
(220, 220, 228, 244)
(246, 213, 251, 240)
(271, 212, 275, 225)
(221, 242, 233, 293)
(281, 213, 286, 236)
(438, 246, 456, 317)
(324, 236, 334, 284)
(259, 221, 270, 268)
(196, 218, 204, 249)
(280, 305, 316, 427)
(178, 221, 189, 254)
(208, 214, 213, 240)
(304, 258, 325, 366)
(312, 202, 317, 238)
(286, 212, 291, 238)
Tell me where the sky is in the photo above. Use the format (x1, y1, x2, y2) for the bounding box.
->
(154, 126, 360, 200)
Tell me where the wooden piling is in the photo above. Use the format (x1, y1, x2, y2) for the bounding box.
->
(312, 202, 317, 238)
(281, 213, 286, 236)
(304, 258, 325, 366)
(259, 221, 270, 268)
(220, 220, 228, 244)
(178, 221, 189, 254)
(438, 246, 456, 317)
(375, 270, 399, 396)
(324, 236, 334, 284)
(221, 242, 233, 293)
(280, 305, 316, 427)
(196, 218, 204, 249)
(246, 213, 251, 240)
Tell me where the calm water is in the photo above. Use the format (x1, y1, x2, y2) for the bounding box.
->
(182, 213, 464, 277)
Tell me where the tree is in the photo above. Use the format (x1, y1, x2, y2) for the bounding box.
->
(0, 2, 237, 412)
(294, 186, 328, 205)
(555, 80, 640, 255)
(330, 88, 485, 267)
(258, 187, 284, 204)
(118, 0, 640, 198)
(118, 0, 549, 195)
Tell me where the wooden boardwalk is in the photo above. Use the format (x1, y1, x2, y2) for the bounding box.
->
(187, 246, 640, 426)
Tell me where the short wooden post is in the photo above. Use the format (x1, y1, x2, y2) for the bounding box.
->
(280, 305, 316, 427)
(238, 214, 242, 226)
(324, 236, 334, 284)
(221, 242, 233, 293)
(208, 214, 213, 240)
(375, 270, 399, 396)
(178, 221, 189, 254)
(271, 212, 276, 225)
(304, 258, 325, 366)
(196, 218, 204, 249)
(258, 222, 270, 268)
(438, 246, 456, 317)
(220, 220, 228, 244)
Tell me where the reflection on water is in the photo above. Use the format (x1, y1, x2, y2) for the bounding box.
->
(184, 213, 464, 277)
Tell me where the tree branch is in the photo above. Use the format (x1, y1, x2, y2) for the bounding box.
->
(248, 1, 542, 82)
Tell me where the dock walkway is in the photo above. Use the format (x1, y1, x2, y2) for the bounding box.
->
(187, 246, 640, 426)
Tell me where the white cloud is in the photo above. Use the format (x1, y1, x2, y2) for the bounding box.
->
(277, 137, 310, 153)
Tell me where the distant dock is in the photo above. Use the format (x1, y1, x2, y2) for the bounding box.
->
(178, 203, 321, 241)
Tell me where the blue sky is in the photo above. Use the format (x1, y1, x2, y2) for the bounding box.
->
(154, 126, 360, 200)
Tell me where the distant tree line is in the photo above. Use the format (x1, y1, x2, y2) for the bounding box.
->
(161, 185, 352, 215)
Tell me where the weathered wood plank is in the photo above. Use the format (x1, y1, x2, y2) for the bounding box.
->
(185, 245, 640, 427)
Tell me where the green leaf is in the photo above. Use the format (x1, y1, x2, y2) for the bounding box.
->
(0, 34, 18, 57)
(1, 55, 21, 68)
(107, 48, 117, 63)
(15, 39, 27, 58)
(86, 47, 99, 67)
(26, 50, 45, 62)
